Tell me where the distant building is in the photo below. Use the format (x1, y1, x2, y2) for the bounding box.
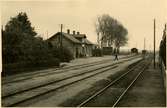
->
(131, 48, 138, 54)
(102, 47, 113, 55)
(47, 29, 95, 58)
(142, 50, 147, 54)
(99, 36, 113, 54)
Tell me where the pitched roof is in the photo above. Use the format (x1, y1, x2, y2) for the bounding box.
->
(48, 32, 94, 45)
(62, 33, 81, 44)
(48, 32, 81, 44)
(73, 34, 94, 45)
(84, 38, 94, 45)
(73, 34, 86, 38)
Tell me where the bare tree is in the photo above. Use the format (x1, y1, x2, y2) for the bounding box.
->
(95, 14, 116, 47)
(95, 14, 128, 53)
(114, 23, 128, 53)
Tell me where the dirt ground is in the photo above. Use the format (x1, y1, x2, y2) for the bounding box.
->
(117, 61, 166, 107)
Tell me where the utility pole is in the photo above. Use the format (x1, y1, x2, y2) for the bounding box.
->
(1, 25, 3, 31)
(46, 30, 48, 39)
(60, 24, 63, 49)
(1, 25, 3, 36)
(60, 24, 63, 61)
(144, 38, 146, 50)
(153, 19, 156, 68)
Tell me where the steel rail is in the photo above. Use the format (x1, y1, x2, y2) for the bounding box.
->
(77, 60, 147, 107)
(3, 57, 142, 107)
(3, 56, 138, 98)
(3, 55, 139, 84)
(112, 63, 149, 107)
(4, 65, 118, 107)
(3, 60, 121, 98)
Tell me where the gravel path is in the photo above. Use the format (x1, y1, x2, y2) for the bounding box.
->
(116, 61, 166, 107)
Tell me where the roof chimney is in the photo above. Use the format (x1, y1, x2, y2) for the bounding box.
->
(67, 29, 70, 34)
(73, 30, 75, 35)
(77, 32, 80, 35)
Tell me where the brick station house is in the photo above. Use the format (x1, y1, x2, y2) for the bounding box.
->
(47, 29, 95, 58)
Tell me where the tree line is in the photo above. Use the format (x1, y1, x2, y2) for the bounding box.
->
(2, 12, 73, 74)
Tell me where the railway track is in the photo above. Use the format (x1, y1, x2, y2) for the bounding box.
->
(2, 55, 137, 84)
(77, 59, 151, 107)
(2, 56, 139, 97)
(2, 56, 141, 107)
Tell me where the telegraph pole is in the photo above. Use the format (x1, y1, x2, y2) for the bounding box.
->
(46, 30, 48, 39)
(153, 19, 156, 68)
(1, 25, 3, 31)
(60, 24, 63, 49)
(60, 24, 63, 61)
(144, 38, 145, 50)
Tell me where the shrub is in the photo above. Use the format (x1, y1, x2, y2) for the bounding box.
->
(2, 12, 62, 75)
(2, 58, 60, 76)
(51, 47, 74, 62)
(62, 48, 74, 62)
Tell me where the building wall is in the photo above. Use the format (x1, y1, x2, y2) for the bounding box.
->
(49, 35, 59, 48)
(49, 34, 94, 58)
(50, 34, 83, 58)
(85, 44, 93, 56)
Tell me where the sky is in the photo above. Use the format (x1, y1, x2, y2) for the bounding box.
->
(1, 0, 167, 51)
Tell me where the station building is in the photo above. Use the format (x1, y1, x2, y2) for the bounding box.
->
(47, 29, 95, 58)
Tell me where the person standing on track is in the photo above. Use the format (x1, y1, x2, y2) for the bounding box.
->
(114, 52, 119, 61)
(114, 48, 119, 61)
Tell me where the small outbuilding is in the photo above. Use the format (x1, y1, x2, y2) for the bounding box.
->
(102, 47, 113, 55)
(131, 48, 138, 54)
(142, 50, 147, 54)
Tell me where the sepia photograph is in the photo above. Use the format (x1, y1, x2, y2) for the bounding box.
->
(1, 0, 166, 107)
